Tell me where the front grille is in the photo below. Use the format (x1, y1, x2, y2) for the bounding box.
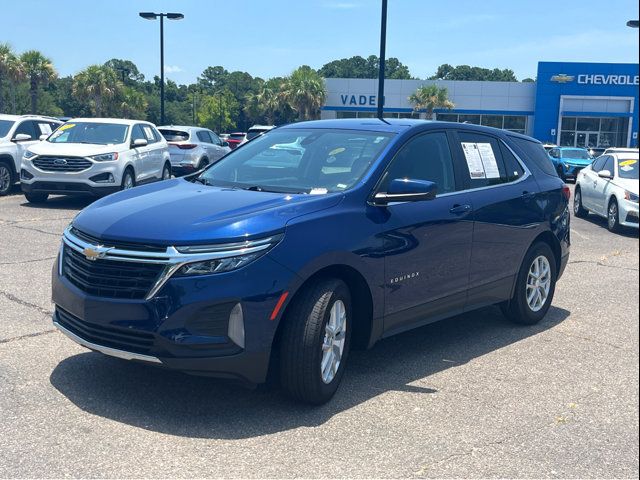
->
(56, 307, 154, 355)
(62, 245, 165, 299)
(70, 227, 166, 253)
(33, 156, 92, 172)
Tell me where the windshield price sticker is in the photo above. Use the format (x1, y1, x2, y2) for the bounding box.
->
(461, 142, 486, 178)
(38, 123, 52, 135)
(461, 142, 500, 179)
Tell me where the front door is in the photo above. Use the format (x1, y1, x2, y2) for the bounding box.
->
(576, 132, 598, 149)
(581, 155, 608, 211)
(591, 155, 615, 215)
(380, 131, 473, 335)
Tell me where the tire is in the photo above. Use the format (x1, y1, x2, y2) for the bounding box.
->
(573, 187, 589, 218)
(279, 278, 351, 404)
(121, 168, 135, 191)
(24, 192, 48, 204)
(161, 163, 172, 180)
(197, 158, 209, 170)
(556, 165, 566, 182)
(607, 198, 621, 233)
(0, 162, 14, 196)
(501, 242, 557, 325)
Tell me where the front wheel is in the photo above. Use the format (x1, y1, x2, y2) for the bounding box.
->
(121, 168, 135, 191)
(279, 278, 351, 404)
(501, 242, 557, 325)
(573, 187, 589, 218)
(24, 192, 48, 204)
(607, 198, 621, 233)
(0, 162, 14, 196)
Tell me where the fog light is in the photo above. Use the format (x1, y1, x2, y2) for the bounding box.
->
(21, 169, 34, 180)
(228, 303, 245, 348)
(89, 172, 115, 183)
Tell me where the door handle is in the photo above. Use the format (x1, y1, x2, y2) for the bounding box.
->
(449, 204, 472, 215)
(521, 191, 536, 202)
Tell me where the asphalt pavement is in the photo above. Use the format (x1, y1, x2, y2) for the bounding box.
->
(0, 185, 638, 478)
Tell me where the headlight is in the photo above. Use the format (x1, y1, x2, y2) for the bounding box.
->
(624, 190, 639, 203)
(90, 152, 119, 162)
(23, 150, 37, 160)
(174, 234, 282, 277)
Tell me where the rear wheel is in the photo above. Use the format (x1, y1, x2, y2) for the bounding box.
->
(279, 278, 351, 404)
(0, 162, 14, 196)
(573, 187, 588, 218)
(607, 198, 621, 233)
(24, 192, 48, 204)
(161, 163, 172, 180)
(121, 168, 135, 191)
(501, 242, 557, 325)
(197, 158, 209, 170)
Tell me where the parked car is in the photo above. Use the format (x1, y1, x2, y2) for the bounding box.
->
(542, 143, 557, 153)
(227, 132, 246, 150)
(588, 146, 606, 158)
(51, 119, 570, 404)
(547, 147, 593, 181)
(0, 114, 63, 196)
(158, 126, 231, 176)
(602, 147, 639, 155)
(240, 125, 276, 145)
(21, 118, 171, 203)
(219, 133, 230, 142)
(574, 151, 639, 232)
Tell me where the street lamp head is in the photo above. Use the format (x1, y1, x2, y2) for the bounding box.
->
(166, 13, 184, 20)
(627, 20, 639, 28)
(139, 12, 158, 20)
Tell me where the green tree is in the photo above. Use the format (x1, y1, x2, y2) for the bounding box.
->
(0, 44, 25, 114)
(104, 58, 144, 84)
(119, 86, 148, 119)
(244, 84, 280, 125)
(319, 55, 413, 79)
(73, 65, 122, 116)
(522, 77, 536, 83)
(408, 85, 454, 119)
(197, 91, 239, 132)
(280, 66, 326, 121)
(20, 50, 56, 114)
(429, 64, 517, 82)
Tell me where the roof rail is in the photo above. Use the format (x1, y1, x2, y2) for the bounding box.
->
(19, 114, 63, 122)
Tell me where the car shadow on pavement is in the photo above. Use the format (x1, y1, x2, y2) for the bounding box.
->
(580, 214, 639, 238)
(50, 305, 569, 439)
(20, 195, 95, 210)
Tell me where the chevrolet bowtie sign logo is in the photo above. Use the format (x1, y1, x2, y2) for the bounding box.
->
(550, 74, 575, 83)
(82, 246, 112, 261)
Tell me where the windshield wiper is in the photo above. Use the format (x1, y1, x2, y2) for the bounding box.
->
(193, 177, 210, 185)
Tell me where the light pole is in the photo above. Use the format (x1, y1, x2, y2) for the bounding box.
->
(376, 0, 388, 119)
(139, 12, 184, 125)
(627, 20, 639, 28)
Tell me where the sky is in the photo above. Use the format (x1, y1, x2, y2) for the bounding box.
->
(2, 0, 639, 84)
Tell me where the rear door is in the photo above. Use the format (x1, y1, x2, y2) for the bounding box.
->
(141, 124, 163, 177)
(591, 155, 615, 215)
(453, 130, 542, 309)
(582, 156, 608, 211)
(130, 124, 149, 181)
(380, 130, 474, 335)
(207, 130, 228, 161)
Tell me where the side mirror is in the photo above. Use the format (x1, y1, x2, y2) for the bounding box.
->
(39, 134, 48, 141)
(372, 179, 438, 205)
(12, 133, 32, 142)
(132, 138, 148, 148)
(598, 170, 613, 179)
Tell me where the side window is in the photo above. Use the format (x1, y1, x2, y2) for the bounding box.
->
(592, 156, 608, 172)
(549, 148, 559, 159)
(509, 137, 558, 177)
(209, 131, 222, 145)
(458, 131, 508, 187)
(499, 142, 525, 182)
(141, 125, 157, 143)
(380, 132, 457, 194)
(197, 130, 213, 144)
(131, 125, 146, 144)
(603, 156, 615, 174)
(13, 121, 37, 139)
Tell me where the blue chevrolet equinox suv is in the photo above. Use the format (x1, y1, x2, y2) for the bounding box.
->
(52, 119, 570, 404)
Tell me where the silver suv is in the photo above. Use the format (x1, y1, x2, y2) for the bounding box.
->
(0, 114, 63, 195)
(158, 126, 231, 176)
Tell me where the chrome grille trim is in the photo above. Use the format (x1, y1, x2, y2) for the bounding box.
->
(32, 156, 92, 173)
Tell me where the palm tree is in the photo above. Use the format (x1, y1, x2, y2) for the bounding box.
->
(73, 65, 122, 116)
(280, 66, 326, 121)
(0, 43, 16, 113)
(408, 84, 454, 120)
(20, 50, 56, 114)
(6, 54, 25, 114)
(119, 86, 147, 119)
(244, 85, 279, 125)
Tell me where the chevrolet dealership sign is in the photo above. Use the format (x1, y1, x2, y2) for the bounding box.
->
(551, 73, 639, 85)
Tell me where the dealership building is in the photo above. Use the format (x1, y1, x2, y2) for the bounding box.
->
(321, 61, 639, 148)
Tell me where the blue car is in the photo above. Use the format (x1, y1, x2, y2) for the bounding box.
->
(547, 147, 593, 181)
(52, 119, 571, 404)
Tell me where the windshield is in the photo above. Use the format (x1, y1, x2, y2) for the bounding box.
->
(48, 122, 129, 145)
(562, 149, 591, 160)
(618, 158, 639, 180)
(0, 119, 14, 138)
(198, 128, 394, 193)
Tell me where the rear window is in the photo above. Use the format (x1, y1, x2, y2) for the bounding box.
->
(229, 133, 245, 140)
(159, 129, 189, 142)
(509, 136, 558, 177)
(246, 129, 270, 141)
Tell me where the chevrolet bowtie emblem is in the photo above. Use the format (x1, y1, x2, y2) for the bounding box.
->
(550, 74, 575, 83)
(82, 246, 112, 261)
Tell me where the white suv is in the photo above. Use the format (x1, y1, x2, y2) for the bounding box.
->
(21, 118, 172, 203)
(0, 114, 63, 196)
(158, 125, 231, 176)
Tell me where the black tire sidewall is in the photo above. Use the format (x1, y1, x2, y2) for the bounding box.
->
(121, 169, 135, 190)
(162, 164, 171, 180)
(574, 187, 587, 217)
(0, 162, 14, 196)
(608, 199, 620, 232)
(25, 192, 48, 203)
(510, 242, 557, 324)
(198, 159, 209, 170)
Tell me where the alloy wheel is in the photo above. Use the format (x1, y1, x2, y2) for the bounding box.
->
(0, 165, 11, 194)
(608, 202, 618, 230)
(320, 299, 347, 384)
(526, 255, 551, 312)
(123, 173, 134, 190)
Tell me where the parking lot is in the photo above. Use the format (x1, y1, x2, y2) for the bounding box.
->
(0, 185, 638, 478)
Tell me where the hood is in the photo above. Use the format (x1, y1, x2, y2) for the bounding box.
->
(72, 178, 343, 245)
(563, 157, 593, 166)
(614, 178, 639, 195)
(28, 141, 126, 157)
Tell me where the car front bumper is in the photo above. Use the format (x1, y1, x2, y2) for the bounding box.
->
(619, 199, 639, 229)
(560, 164, 588, 178)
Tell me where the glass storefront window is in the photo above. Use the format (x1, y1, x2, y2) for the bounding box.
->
(576, 118, 600, 131)
(600, 118, 621, 132)
(458, 115, 481, 124)
(481, 115, 503, 128)
(560, 131, 576, 146)
(504, 116, 526, 130)
(561, 117, 577, 130)
(437, 113, 458, 122)
(559, 116, 629, 147)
